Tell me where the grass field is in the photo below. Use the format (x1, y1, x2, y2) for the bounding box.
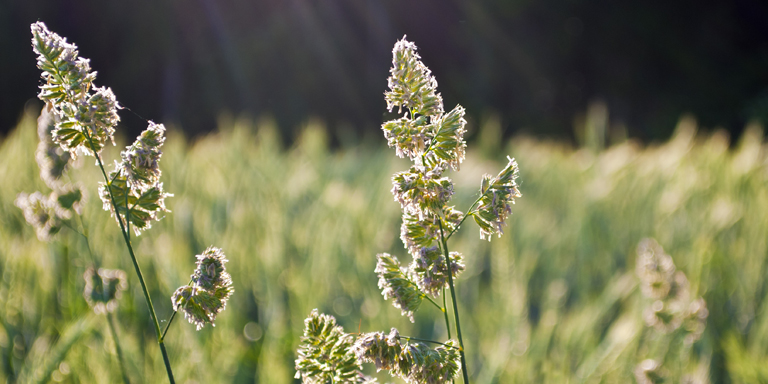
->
(1, 106, 767, 383)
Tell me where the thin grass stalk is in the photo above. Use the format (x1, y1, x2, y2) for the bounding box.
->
(438, 219, 470, 383)
(443, 288, 452, 340)
(82, 129, 176, 384)
(107, 313, 131, 384)
(43, 41, 175, 382)
(162, 311, 177, 341)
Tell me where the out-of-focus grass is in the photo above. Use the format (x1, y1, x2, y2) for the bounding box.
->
(1, 106, 767, 383)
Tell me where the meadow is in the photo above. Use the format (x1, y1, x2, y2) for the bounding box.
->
(1, 105, 767, 383)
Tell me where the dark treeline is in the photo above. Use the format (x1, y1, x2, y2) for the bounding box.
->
(2, 0, 767, 143)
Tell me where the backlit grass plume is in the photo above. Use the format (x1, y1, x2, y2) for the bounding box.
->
(352, 328, 461, 384)
(171, 247, 234, 330)
(99, 121, 172, 235)
(634, 239, 709, 381)
(26, 21, 219, 383)
(375, 253, 424, 322)
(296, 36, 522, 383)
(636, 238, 708, 339)
(294, 310, 375, 383)
(36, 106, 74, 189)
(32, 22, 118, 158)
(83, 268, 128, 315)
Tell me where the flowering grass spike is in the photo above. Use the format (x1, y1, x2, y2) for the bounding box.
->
(36, 106, 73, 189)
(99, 122, 171, 235)
(633, 238, 709, 382)
(15, 191, 68, 241)
(297, 36, 521, 384)
(172, 247, 234, 330)
(375, 253, 424, 322)
(474, 156, 522, 240)
(84, 268, 128, 314)
(410, 246, 464, 298)
(295, 310, 375, 383)
(636, 238, 708, 340)
(352, 328, 461, 384)
(32, 22, 119, 158)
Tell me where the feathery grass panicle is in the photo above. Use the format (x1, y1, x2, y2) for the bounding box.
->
(299, 36, 519, 383)
(32, 22, 119, 158)
(400, 207, 462, 257)
(30, 21, 181, 382)
(424, 105, 467, 171)
(391, 164, 454, 220)
(172, 246, 234, 330)
(295, 310, 375, 384)
(83, 268, 127, 314)
(382, 36, 467, 171)
(36, 105, 74, 189)
(379, 36, 516, 382)
(352, 328, 461, 384)
(385, 36, 443, 118)
(98, 175, 171, 235)
(634, 359, 666, 384)
(352, 329, 403, 373)
(398, 339, 461, 384)
(98, 122, 171, 235)
(474, 156, 522, 240)
(409, 246, 465, 298)
(636, 239, 708, 338)
(381, 116, 430, 161)
(14, 191, 68, 241)
(636, 238, 677, 300)
(17, 101, 85, 242)
(193, 246, 233, 291)
(375, 253, 423, 322)
(55, 184, 85, 215)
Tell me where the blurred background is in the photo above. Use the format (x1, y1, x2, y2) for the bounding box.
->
(1, 0, 768, 142)
(3, 1, 768, 383)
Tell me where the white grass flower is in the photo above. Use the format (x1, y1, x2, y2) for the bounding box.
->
(98, 170, 172, 236)
(474, 156, 522, 240)
(636, 238, 677, 300)
(424, 105, 467, 171)
(171, 285, 209, 331)
(172, 246, 234, 330)
(398, 339, 461, 384)
(98, 122, 171, 235)
(391, 165, 454, 220)
(31, 22, 95, 102)
(294, 310, 374, 383)
(193, 246, 233, 292)
(15, 191, 69, 241)
(121, 121, 166, 190)
(381, 36, 467, 172)
(636, 239, 708, 340)
(352, 329, 402, 373)
(400, 206, 462, 257)
(409, 246, 465, 298)
(83, 268, 127, 314)
(36, 105, 73, 189)
(171, 285, 232, 331)
(375, 254, 424, 322)
(352, 328, 461, 384)
(634, 359, 665, 384)
(55, 183, 85, 215)
(32, 21, 119, 158)
(385, 37, 444, 117)
(683, 297, 708, 344)
(381, 116, 431, 161)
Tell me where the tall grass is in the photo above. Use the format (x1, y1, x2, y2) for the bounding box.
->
(1, 106, 767, 383)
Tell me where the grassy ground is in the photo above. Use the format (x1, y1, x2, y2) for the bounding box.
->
(1, 107, 767, 383)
